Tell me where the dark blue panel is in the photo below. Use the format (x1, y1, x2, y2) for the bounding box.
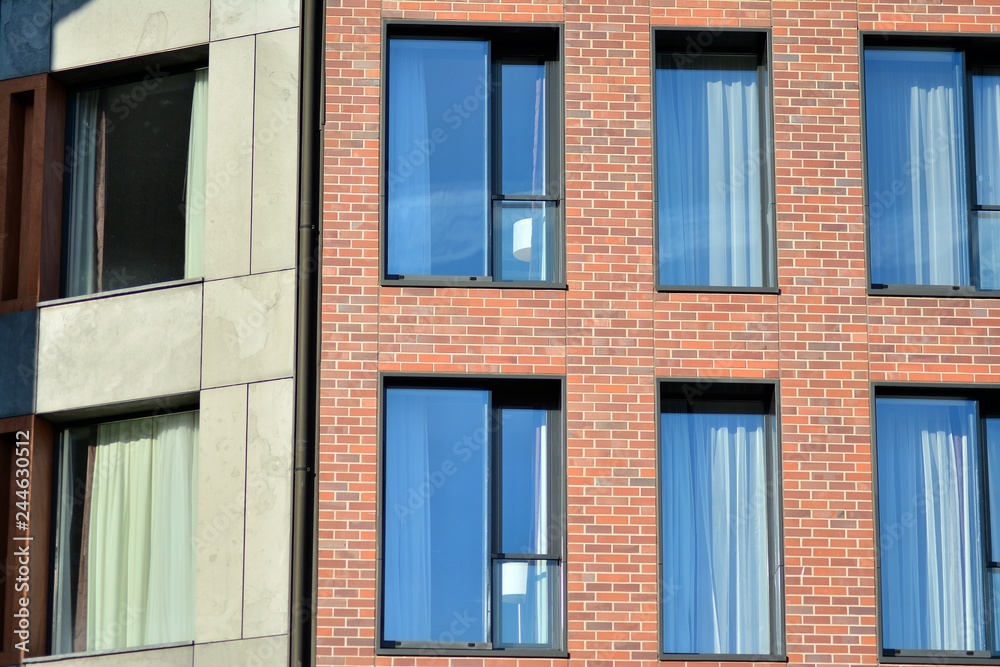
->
(0, 309, 37, 418)
(0, 0, 51, 80)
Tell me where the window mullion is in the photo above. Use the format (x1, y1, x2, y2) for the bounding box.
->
(979, 403, 997, 653)
(964, 61, 984, 290)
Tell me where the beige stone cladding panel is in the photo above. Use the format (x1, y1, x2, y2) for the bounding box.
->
(51, 0, 209, 70)
(36, 285, 202, 413)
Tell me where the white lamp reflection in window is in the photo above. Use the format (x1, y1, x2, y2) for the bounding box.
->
(501, 560, 529, 643)
(513, 217, 533, 262)
(499, 204, 550, 281)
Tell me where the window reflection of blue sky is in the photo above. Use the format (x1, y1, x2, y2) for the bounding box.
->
(387, 40, 551, 279)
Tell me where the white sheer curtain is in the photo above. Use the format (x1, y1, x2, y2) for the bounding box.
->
(865, 50, 969, 286)
(661, 409, 770, 654)
(386, 41, 432, 275)
(85, 412, 198, 651)
(658, 55, 763, 287)
(65, 90, 100, 297)
(877, 398, 984, 652)
(52, 431, 82, 654)
(184, 69, 209, 278)
(382, 389, 432, 641)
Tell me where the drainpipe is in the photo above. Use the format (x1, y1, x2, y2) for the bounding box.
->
(290, 0, 322, 664)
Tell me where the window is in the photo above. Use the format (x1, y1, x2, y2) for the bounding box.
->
(380, 378, 563, 653)
(384, 26, 562, 284)
(51, 411, 198, 654)
(654, 31, 774, 290)
(863, 39, 1000, 292)
(659, 382, 783, 659)
(875, 393, 1000, 659)
(62, 66, 207, 297)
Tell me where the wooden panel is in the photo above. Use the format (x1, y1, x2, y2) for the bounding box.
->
(0, 415, 53, 664)
(0, 75, 65, 314)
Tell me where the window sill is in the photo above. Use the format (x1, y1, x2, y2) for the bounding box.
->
(868, 285, 1000, 299)
(37, 277, 204, 309)
(660, 653, 787, 662)
(377, 646, 569, 658)
(381, 277, 568, 290)
(26, 640, 193, 663)
(657, 284, 780, 295)
(880, 652, 1000, 665)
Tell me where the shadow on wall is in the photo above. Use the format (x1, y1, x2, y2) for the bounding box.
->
(0, 0, 100, 80)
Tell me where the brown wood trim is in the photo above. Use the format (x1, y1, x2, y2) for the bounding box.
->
(0, 75, 66, 314)
(0, 415, 54, 663)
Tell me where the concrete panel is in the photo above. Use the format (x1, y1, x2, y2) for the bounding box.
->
(250, 28, 299, 275)
(42, 645, 193, 667)
(201, 270, 294, 388)
(210, 0, 298, 41)
(194, 384, 247, 643)
(203, 36, 254, 280)
(36, 285, 202, 414)
(194, 635, 287, 667)
(243, 379, 293, 637)
(0, 0, 50, 80)
(0, 310, 36, 418)
(51, 0, 209, 70)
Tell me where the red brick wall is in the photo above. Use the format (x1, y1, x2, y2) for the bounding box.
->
(318, 1, 1000, 665)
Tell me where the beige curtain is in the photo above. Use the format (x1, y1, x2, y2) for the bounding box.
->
(184, 69, 209, 278)
(84, 412, 199, 651)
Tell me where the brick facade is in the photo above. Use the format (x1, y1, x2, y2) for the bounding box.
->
(318, 1, 1000, 665)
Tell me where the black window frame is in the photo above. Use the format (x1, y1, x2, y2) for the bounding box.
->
(376, 374, 567, 657)
(651, 28, 777, 294)
(873, 384, 1000, 664)
(380, 21, 565, 289)
(861, 33, 1000, 298)
(656, 379, 785, 661)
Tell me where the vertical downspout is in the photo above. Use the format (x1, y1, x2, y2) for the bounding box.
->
(291, 0, 322, 664)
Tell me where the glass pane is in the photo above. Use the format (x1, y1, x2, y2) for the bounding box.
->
(386, 39, 489, 277)
(383, 388, 490, 643)
(51, 427, 95, 654)
(876, 397, 984, 652)
(493, 559, 557, 647)
(865, 49, 970, 287)
(987, 420, 1000, 559)
(494, 200, 556, 282)
(659, 405, 771, 654)
(656, 54, 765, 287)
(65, 72, 196, 297)
(978, 212, 1000, 290)
(501, 408, 549, 554)
(973, 69, 1000, 206)
(501, 63, 547, 195)
(992, 569, 1000, 651)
